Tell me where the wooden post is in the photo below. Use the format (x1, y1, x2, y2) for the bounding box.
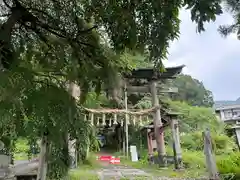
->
(124, 81, 129, 158)
(122, 119, 125, 155)
(150, 81, 166, 166)
(37, 135, 48, 180)
(170, 118, 182, 169)
(147, 130, 153, 155)
(203, 129, 220, 180)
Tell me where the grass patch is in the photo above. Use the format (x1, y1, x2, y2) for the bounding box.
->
(79, 153, 102, 169)
(68, 169, 99, 180)
(14, 153, 28, 160)
(118, 151, 207, 178)
(67, 153, 101, 179)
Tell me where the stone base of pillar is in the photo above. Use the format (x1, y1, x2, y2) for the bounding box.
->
(173, 157, 183, 170)
(158, 154, 167, 167)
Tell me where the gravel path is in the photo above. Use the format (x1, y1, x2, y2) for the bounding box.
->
(97, 164, 151, 179)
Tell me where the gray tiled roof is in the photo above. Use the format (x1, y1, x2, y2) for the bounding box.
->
(214, 99, 240, 110)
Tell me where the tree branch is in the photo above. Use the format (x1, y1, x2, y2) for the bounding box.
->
(2, 0, 11, 9)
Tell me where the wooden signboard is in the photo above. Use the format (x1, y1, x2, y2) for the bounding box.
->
(127, 86, 178, 94)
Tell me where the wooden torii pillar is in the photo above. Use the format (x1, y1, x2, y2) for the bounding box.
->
(168, 112, 182, 169)
(150, 81, 167, 166)
(143, 112, 182, 169)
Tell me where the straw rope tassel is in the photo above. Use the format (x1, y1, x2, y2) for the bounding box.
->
(109, 118, 112, 127)
(113, 114, 118, 125)
(132, 115, 136, 126)
(139, 115, 143, 126)
(121, 118, 124, 127)
(84, 114, 87, 121)
(90, 113, 94, 125)
(102, 114, 106, 126)
(97, 117, 100, 126)
(127, 114, 130, 125)
(146, 115, 149, 123)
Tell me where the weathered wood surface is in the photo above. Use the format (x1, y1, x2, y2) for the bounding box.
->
(170, 119, 182, 170)
(150, 81, 167, 167)
(0, 155, 11, 168)
(0, 155, 12, 179)
(127, 86, 178, 94)
(203, 129, 220, 180)
(13, 160, 38, 176)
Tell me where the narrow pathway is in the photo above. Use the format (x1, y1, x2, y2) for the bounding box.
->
(97, 164, 151, 179)
(96, 152, 151, 179)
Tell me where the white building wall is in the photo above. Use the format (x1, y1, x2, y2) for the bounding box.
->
(218, 107, 240, 121)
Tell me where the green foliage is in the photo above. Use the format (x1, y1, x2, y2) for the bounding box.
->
(180, 131, 237, 154)
(218, 0, 240, 40)
(166, 74, 214, 107)
(217, 153, 240, 180)
(168, 101, 221, 132)
(14, 138, 29, 154)
(182, 150, 205, 169)
(69, 171, 98, 180)
(48, 140, 71, 180)
(1, 0, 223, 71)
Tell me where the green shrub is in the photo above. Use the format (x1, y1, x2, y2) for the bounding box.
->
(213, 135, 237, 155)
(14, 138, 29, 154)
(182, 150, 205, 169)
(217, 152, 240, 179)
(181, 132, 203, 151)
(180, 131, 236, 154)
(204, 152, 240, 179)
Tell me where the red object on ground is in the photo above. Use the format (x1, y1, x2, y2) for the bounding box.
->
(99, 155, 112, 162)
(109, 157, 120, 164)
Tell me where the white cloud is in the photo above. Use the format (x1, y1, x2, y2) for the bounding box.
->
(165, 9, 240, 100)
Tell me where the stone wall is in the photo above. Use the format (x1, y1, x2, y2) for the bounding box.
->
(0, 155, 10, 168)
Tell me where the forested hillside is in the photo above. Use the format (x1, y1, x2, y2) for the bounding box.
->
(166, 74, 214, 107)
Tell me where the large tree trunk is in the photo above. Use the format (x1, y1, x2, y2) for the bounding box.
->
(37, 135, 48, 180)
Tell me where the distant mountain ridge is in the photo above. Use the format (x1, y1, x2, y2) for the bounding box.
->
(214, 98, 240, 109)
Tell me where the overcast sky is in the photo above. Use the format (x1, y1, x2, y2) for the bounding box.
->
(164, 9, 240, 101)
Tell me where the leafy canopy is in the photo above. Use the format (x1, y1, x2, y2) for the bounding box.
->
(219, 0, 240, 39)
(1, 0, 223, 70)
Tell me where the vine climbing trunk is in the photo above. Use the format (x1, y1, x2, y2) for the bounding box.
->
(37, 135, 48, 180)
(150, 81, 166, 167)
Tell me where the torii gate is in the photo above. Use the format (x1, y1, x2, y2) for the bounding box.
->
(69, 65, 184, 167)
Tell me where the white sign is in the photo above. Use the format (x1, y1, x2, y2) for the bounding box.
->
(130, 145, 138, 162)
